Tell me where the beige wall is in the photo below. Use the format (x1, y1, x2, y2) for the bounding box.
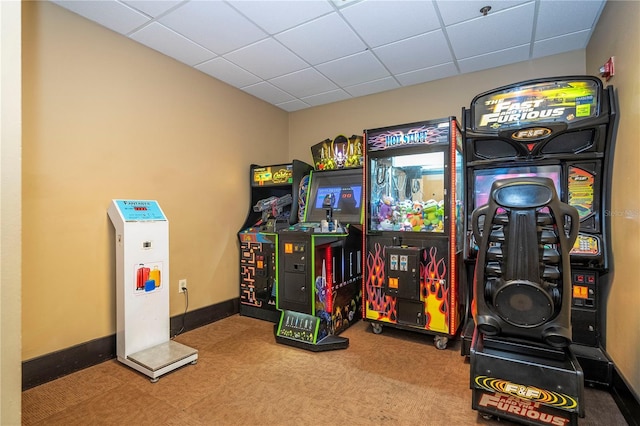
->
(22, 1, 289, 360)
(1, 0, 23, 423)
(586, 0, 640, 398)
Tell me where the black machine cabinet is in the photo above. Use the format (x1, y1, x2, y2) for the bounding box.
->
(469, 177, 584, 426)
(461, 76, 618, 387)
(238, 160, 313, 322)
(363, 117, 465, 349)
(275, 167, 364, 351)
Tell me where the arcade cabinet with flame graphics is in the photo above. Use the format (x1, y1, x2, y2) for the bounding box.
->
(238, 160, 313, 323)
(461, 76, 618, 388)
(363, 117, 465, 349)
(275, 136, 364, 351)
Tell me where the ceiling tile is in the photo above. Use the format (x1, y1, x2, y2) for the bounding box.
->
(447, 2, 535, 59)
(330, 0, 363, 9)
(275, 12, 367, 65)
(158, 1, 267, 54)
(536, 0, 605, 40)
(130, 22, 215, 66)
(228, 0, 333, 34)
(458, 44, 530, 74)
(533, 30, 592, 59)
(242, 82, 296, 105)
(436, 0, 532, 26)
(344, 77, 400, 98)
(373, 31, 452, 74)
(276, 99, 313, 112)
(196, 58, 262, 88)
(340, 0, 440, 48)
(223, 38, 309, 80)
(395, 62, 459, 86)
(315, 51, 390, 87)
(270, 68, 339, 98)
(50, 0, 609, 112)
(51, 0, 151, 35)
(122, 0, 183, 18)
(301, 89, 352, 106)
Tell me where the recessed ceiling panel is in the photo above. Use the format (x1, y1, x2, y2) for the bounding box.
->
(301, 89, 352, 107)
(228, 0, 333, 34)
(341, 0, 440, 48)
(436, 0, 531, 26)
(276, 99, 313, 113)
(374, 31, 452, 74)
(275, 13, 367, 65)
(196, 58, 262, 88)
(130, 23, 215, 66)
(315, 51, 390, 87)
(447, 2, 535, 59)
(158, 1, 266, 54)
(270, 68, 338, 98)
(242, 82, 296, 105)
(223, 38, 309, 80)
(123, 0, 183, 18)
(51, 0, 151, 35)
(535, 0, 604, 40)
(458, 44, 530, 74)
(533, 30, 592, 59)
(344, 77, 400, 98)
(395, 62, 459, 86)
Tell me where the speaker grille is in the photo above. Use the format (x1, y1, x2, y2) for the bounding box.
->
(474, 139, 518, 159)
(541, 129, 594, 154)
(493, 281, 553, 327)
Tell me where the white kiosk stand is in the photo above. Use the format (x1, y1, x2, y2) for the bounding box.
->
(108, 199, 197, 382)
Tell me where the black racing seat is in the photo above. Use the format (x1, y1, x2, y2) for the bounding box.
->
(471, 177, 579, 348)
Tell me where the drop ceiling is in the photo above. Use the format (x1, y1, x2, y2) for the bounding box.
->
(51, 0, 607, 112)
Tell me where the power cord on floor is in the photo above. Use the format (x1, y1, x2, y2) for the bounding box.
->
(171, 286, 189, 339)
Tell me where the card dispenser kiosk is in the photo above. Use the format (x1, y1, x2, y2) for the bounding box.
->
(108, 199, 197, 382)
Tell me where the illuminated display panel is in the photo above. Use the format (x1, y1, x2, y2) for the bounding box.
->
(305, 168, 363, 224)
(474, 165, 562, 209)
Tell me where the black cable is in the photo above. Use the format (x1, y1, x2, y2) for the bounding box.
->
(171, 287, 189, 339)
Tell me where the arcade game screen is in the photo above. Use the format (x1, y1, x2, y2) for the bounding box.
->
(306, 168, 363, 224)
(473, 165, 562, 208)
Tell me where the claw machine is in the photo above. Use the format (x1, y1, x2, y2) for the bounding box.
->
(363, 117, 465, 349)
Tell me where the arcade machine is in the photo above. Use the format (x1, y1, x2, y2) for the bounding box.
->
(274, 135, 364, 351)
(469, 177, 584, 425)
(108, 199, 198, 382)
(461, 76, 618, 387)
(363, 117, 465, 349)
(238, 161, 312, 323)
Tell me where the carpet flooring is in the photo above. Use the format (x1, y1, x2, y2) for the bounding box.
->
(22, 314, 627, 425)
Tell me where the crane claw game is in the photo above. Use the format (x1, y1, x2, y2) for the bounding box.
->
(363, 118, 465, 349)
(238, 161, 313, 323)
(275, 135, 364, 351)
(461, 76, 618, 387)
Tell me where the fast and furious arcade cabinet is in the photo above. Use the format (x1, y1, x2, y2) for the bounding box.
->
(363, 117, 465, 349)
(275, 136, 364, 351)
(238, 161, 312, 323)
(461, 76, 618, 386)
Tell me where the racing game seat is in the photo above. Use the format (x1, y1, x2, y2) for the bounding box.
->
(471, 177, 579, 348)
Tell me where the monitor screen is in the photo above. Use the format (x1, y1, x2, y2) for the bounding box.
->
(305, 168, 363, 224)
(474, 165, 562, 209)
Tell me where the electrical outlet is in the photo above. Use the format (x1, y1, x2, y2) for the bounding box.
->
(178, 279, 187, 293)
